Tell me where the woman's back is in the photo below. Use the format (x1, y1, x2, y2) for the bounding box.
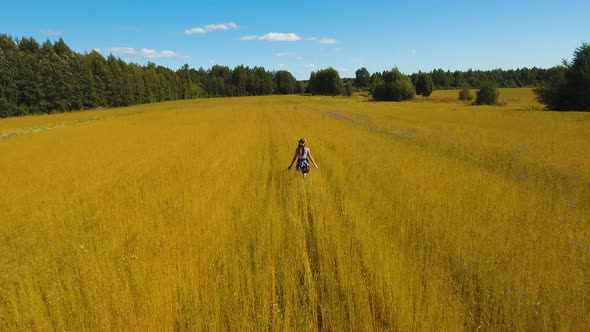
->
(298, 147, 309, 160)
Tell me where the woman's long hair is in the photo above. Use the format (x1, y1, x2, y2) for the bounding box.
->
(297, 138, 306, 158)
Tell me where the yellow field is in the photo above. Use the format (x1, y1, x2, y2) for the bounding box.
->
(1, 88, 589, 330)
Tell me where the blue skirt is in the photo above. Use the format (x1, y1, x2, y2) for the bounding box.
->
(296, 159, 310, 174)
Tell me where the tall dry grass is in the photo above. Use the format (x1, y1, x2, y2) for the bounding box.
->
(1, 89, 589, 330)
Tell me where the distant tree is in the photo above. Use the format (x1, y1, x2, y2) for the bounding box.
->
(17, 37, 40, 53)
(14, 48, 44, 113)
(451, 70, 464, 87)
(535, 43, 590, 111)
(0, 35, 19, 115)
(0, 97, 18, 118)
(534, 66, 566, 110)
(231, 65, 250, 96)
(0, 34, 18, 53)
(106, 55, 130, 106)
(179, 64, 205, 99)
(474, 82, 499, 105)
(253, 67, 273, 95)
(458, 86, 473, 101)
(295, 81, 304, 94)
(178, 64, 192, 99)
(354, 67, 371, 89)
(0, 45, 25, 118)
(208, 65, 231, 96)
(502, 79, 518, 88)
(307, 67, 342, 95)
(343, 81, 353, 96)
(245, 68, 258, 95)
(371, 68, 415, 101)
(83, 50, 110, 106)
(370, 72, 383, 88)
(274, 70, 298, 94)
(415, 72, 433, 97)
(53, 38, 73, 57)
(38, 40, 76, 112)
(431, 68, 453, 89)
(74, 56, 99, 108)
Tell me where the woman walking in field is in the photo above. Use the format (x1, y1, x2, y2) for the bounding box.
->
(288, 138, 319, 178)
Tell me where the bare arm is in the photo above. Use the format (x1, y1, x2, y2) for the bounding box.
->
(307, 148, 318, 168)
(287, 150, 297, 169)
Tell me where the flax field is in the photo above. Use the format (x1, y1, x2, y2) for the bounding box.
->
(1, 89, 589, 330)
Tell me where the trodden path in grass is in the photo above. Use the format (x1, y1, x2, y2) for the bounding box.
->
(1, 92, 589, 330)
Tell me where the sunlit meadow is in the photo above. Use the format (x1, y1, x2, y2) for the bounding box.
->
(1, 89, 589, 330)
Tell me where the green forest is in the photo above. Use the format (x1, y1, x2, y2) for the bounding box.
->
(0, 34, 568, 118)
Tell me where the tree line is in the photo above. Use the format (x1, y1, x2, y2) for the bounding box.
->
(306, 65, 563, 101)
(352, 66, 564, 91)
(535, 43, 590, 111)
(0, 34, 301, 118)
(307, 59, 585, 108)
(1, 34, 587, 117)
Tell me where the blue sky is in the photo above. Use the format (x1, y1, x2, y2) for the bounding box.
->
(1, 0, 589, 79)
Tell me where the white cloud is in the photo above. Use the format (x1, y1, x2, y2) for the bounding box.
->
(306, 37, 337, 44)
(243, 33, 336, 45)
(93, 48, 101, 53)
(41, 29, 61, 36)
(241, 32, 302, 42)
(184, 22, 238, 35)
(108, 47, 135, 56)
(187, 27, 206, 34)
(107, 47, 183, 59)
(260, 33, 301, 41)
(303, 64, 315, 68)
(275, 52, 304, 60)
(240, 35, 259, 41)
(275, 52, 296, 57)
(336, 67, 350, 72)
(159, 50, 178, 57)
(319, 38, 337, 44)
